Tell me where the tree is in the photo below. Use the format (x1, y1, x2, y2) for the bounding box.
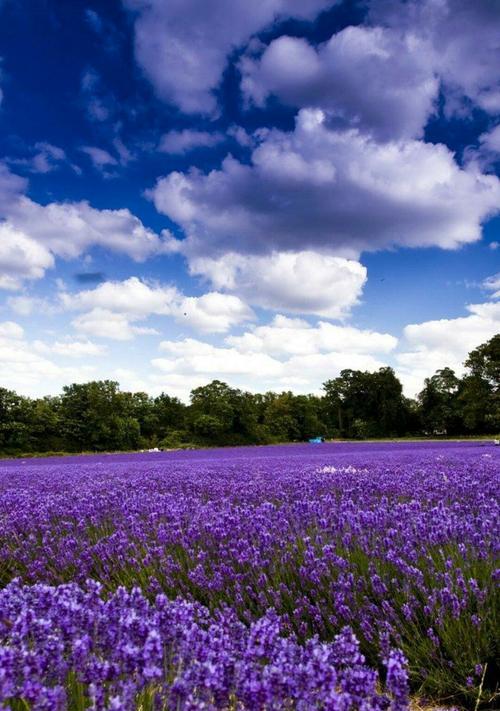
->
(323, 368, 410, 438)
(189, 380, 236, 434)
(263, 392, 301, 442)
(418, 367, 462, 435)
(0, 388, 35, 451)
(153, 394, 186, 439)
(459, 335, 499, 433)
(60, 381, 140, 451)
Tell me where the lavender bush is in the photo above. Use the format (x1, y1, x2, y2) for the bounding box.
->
(0, 441, 498, 709)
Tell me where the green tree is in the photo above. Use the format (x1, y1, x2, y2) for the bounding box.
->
(418, 367, 462, 435)
(189, 380, 236, 434)
(323, 368, 410, 438)
(0, 388, 34, 451)
(262, 392, 301, 441)
(153, 393, 186, 439)
(60, 380, 140, 451)
(459, 335, 499, 433)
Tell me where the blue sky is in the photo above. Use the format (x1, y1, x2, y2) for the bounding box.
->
(0, 0, 499, 400)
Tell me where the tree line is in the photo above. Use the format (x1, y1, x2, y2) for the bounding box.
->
(0, 335, 498, 455)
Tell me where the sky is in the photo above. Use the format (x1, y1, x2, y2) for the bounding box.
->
(0, 0, 499, 402)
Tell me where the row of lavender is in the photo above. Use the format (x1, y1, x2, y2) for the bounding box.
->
(0, 442, 498, 708)
(0, 580, 407, 710)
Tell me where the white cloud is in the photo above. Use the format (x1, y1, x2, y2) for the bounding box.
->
(0, 163, 27, 213)
(483, 273, 500, 299)
(464, 125, 500, 170)
(227, 314, 397, 356)
(479, 125, 500, 154)
(404, 301, 500, 354)
(150, 331, 391, 401)
(1, 193, 171, 282)
(150, 109, 500, 260)
(71, 308, 160, 341)
(123, 0, 334, 113)
(62, 277, 254, 339)
(113, 367, 152, 393)
(227, 125, 253, 147)
(159, 129, 224, 154)
(61, 276, 179, 316)
(80, 146, 118, 169)
(33, 338, 108, 358)
(369, 0, 500, 116)
(178, 292, 254, 333)
(241, 26, 438, 140)
(0, 321, 24, 339)
(6, 295, 57, 316)
(64, 277, 175, 341)
(0, 322, 96, 396)
(155, 338, 283, 377)
(396, 300, 500, 395)
(0, 222, 55, 290)
(28, 143, 67, 174)
(146, 316, 395, 400)
(112, 137, 134, 165)
(189, 250, 367, 319)
(0, 164, 174, 290)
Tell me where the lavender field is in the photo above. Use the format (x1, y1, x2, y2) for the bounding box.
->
(0, 442, 498, 710)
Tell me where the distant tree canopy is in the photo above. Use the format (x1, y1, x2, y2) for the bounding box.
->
(0, 335, 498, 455)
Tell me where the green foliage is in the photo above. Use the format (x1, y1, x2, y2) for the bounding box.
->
(458, 335, 500, 434)
(419, 367, 463, 435)
(323, 366, 411, 438)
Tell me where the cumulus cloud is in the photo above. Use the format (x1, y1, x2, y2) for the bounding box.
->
(0, 164, 173, 288)
(61, 276, 179, 317)
(369, 0, 500, 116)
(241, 26, 438, 140)
(151, 326, 392, 401)
(148, 315, 397, 401)
(6, 295, 58, 316)
(0, 321, 96, 396)
(178, 292, 255, 333)
(0, 222, 55, 290)
(8, 197, 169, 262)
(189, 251, 367, 319)
(71, 308, 160, 341)
(395, 300, 500, 395)
(0, 164, 176, 290)
(468, 125, 500, 170)
(123, 0, 334, 113)
(150, 109, 500, 260)
(159, 129, 224, 154)
(155, 338, 283, 377)
(226, 315, 397, 357)
(479, 125, 500, 154)
(62, 276, 254, 339)
(0, 163, 26, 213)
